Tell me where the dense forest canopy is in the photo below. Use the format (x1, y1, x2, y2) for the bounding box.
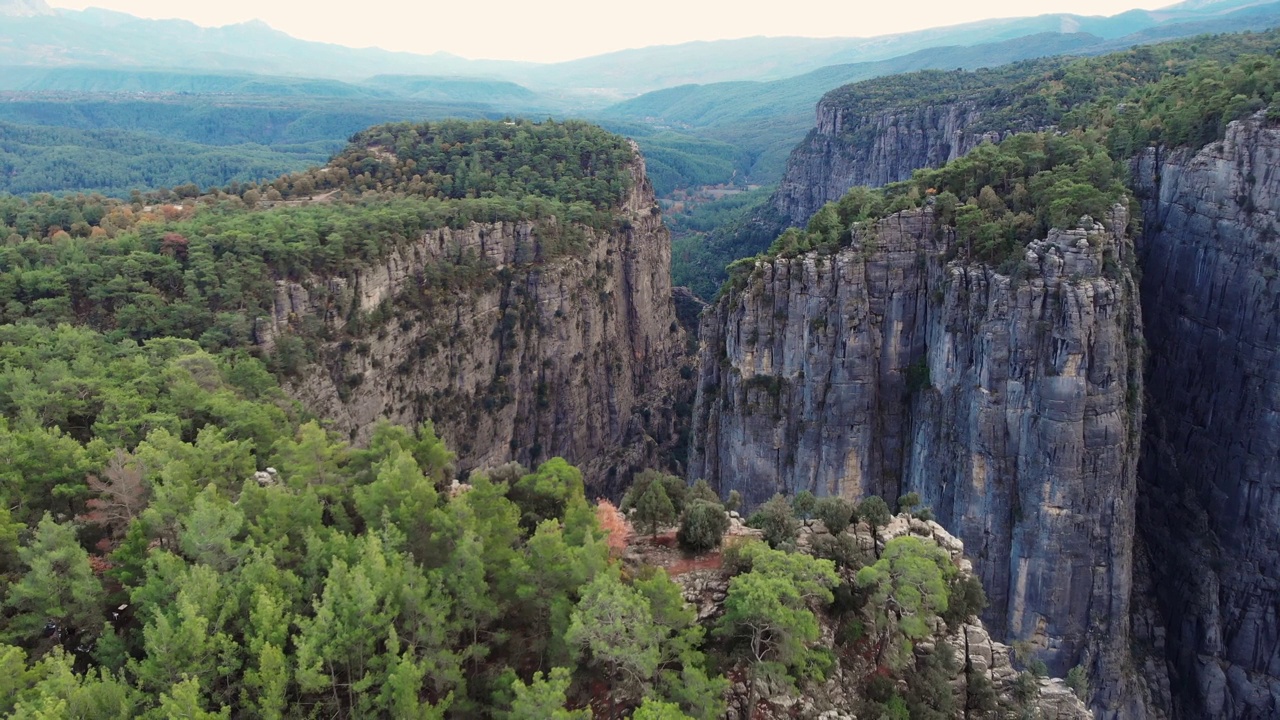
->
(0, 121, 330, 198)
(0, 120, 636, 373)
(748, 131, 1130, 281)
(0, 321, 1008, 718)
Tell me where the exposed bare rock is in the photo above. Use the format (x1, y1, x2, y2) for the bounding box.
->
(1132, 112, 1280, 719)
(254, 149, 690, 494)
(774, 100, 1000, 227)
(690, 204, 1147, 715)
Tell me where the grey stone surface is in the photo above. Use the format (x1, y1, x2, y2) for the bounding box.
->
(254, 148, 690, 495)
(690, 204, 1147, 716)
(1133, 113, 1280, 720)
(771, 99, 1003, 227)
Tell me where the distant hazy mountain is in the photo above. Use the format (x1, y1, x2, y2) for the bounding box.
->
(1, 0, 1275, 97)
(0, 1, 534, 82)
(0, 67, 392, 97)
(0, 0, 54, 16)
(0, 66, 557, 110)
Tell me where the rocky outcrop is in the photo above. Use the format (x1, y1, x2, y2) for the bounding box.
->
(689, 204, 1148, 715)
(773, 100, 999, 226)
(674, 514, 1091, 720)
(255, 150, 689, 494)
(1132, 112, 1280, 719)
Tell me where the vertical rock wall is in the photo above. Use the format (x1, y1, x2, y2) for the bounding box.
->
(690, 205, 1147, 715)
(256, 151, 689, 493)
(1133, 114, 1280, 719)
(772, 100, 998, 227)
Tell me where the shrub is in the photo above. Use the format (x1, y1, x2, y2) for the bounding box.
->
(621, 470, 689, 516)
(897, 492, 922, 515)
(813, 496, 855, 534)
(941, 573, 988, 628)
(751, 494, 799, 549)
(810, 533, 866, 570)
(688, 478, 720, 505)
(1066, 665, 1090, 702)
(678, 500, 730, 552)
(725, 490, 743, 513)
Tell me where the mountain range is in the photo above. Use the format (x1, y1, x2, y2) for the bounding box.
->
(4, 0, 1280, 197)
(2, 0, 1277, 98)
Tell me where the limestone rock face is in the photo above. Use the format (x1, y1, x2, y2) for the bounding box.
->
(255, 149, 689, 494)
(772, 100, 999, 227)
(673, 517, 1091, 720)
(1132, 113, 1280, 719)
(690, 204, 1146, 715)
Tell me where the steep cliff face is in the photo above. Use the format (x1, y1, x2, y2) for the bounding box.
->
(1132, 113, 1280, 719)
(690, 205, 1149, 714)
(772, 101, 998, 226)
(256, 150, 689, 493)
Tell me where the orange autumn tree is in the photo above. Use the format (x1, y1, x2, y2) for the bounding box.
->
(595, 499, 632, 557)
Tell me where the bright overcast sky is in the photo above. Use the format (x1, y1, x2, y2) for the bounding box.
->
(49, 0, 1175, 63)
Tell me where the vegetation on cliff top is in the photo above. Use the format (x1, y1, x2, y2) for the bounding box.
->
(820, 28, 1280, 143)
(719, 130, 1129, 296)
(0, 119, 637, 368)
(719, 35, 1280, 298)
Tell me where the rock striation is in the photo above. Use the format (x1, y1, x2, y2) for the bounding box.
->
(255, 149, 689, 494)
(713, 54, 1280, 718)
(689, 204, 1148, 715)
(1132, 112, 1280, 719)
(773, 100, 999, 227)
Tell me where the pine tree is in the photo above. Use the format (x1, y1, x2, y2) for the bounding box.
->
(633, 482, 676, 538)
(4, 514, 104, 644)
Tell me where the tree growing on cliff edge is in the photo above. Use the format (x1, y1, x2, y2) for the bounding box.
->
(792, 490, 817, 520)
(715, 542, 838, 714)
(855, 535, 955, 670)
(566, 570, 662, 700)
(859, 496, 891, 557)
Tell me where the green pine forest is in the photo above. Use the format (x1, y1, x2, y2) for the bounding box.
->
(2, 26, 1279, 719)
(0, 117, 1014, 718)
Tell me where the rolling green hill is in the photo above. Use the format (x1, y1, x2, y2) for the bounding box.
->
(0, 121, 330, 196)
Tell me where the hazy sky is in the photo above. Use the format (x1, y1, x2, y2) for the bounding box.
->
(49, 0, 1174, 63)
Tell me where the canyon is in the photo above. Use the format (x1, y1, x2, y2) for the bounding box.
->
(237, 56, 1280, 719)
(690, 82, 1280, 716)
